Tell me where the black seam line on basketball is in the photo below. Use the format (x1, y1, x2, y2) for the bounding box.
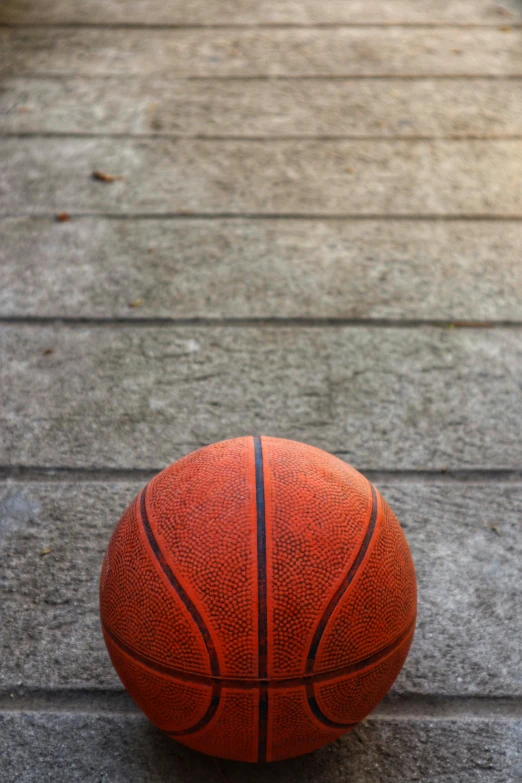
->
(258, 685, 269, 762)
(304, 620, 414, 729)
(254, 435, 268, 762)
(167, 683, 221, 738)
(305, 683, 358, 730)
(254, 436, 268, 680)
(305, 483, 379, 674)
(138, 486, 220, 677)
(101, 614, 415, 690)
(304, 616, 415, 730)
(312, 614, 416, 684)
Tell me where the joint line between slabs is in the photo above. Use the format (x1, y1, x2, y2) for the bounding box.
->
(2, 22, 522, 30)
(4, 133, 522, 141)
(3, 213, 522, 222)
(6, 74, 522, 82)
(0, 690, 521, 719)
(5, 73, 522, 81)
(0, 316, 521, 328)
(1, 466, 522, 484)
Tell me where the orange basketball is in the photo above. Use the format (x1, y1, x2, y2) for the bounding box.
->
(100, 437, 416, 762)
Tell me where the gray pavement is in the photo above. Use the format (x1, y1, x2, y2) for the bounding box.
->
(1, 0, 521, 780)
(3, 26, 522, 78)
(3, 78, 522, 138)
(2, 0, 520, 25)
(2, 219, 522, 320)
(4, 137, 522, 216)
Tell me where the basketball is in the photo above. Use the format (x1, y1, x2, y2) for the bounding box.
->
(99, 437, 417, 762)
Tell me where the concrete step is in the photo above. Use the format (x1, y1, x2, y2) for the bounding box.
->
(3, 27, 522, 78)
(2, 218, 522, 320)
(2, 0, 521, 25)
(1, 480, 520, 695)
(1, 711, 520, 782)
(2, 138, 522, 216)
(2, 325, 522, 469)
(3, 78, 522, 138)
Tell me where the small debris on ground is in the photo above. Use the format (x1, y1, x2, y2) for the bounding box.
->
(496, 5, 514, 15)
(43, 348, 53, 356)
(128, 298, 143, 309)
(489, 524, 502, 536)
(55, 212, 70, 222)
(92, 170, 123, 183)
(498, 25, 513, 32)
(39, 548, 52, 556)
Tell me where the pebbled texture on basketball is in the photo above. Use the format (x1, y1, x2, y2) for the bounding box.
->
(100, 437, 417, 762)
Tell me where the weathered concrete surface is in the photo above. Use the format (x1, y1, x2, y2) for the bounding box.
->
(4, 77, 522, 137)
(1, 712, 520, 783)
(222, 717, 522, 783)
(2, 218, 522, 320)
(2, 0, 521, 774)
(2, 138, 522, 216)
(1, 0, 520, 25)
(0, 712, 221, 783)
(4, 78, 522, 143)
(1, 481, 520, 695)
(3, 28, 522, 78)
(2, 326, 522, 470)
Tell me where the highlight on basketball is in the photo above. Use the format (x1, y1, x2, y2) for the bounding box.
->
(100, 437, 417, 762)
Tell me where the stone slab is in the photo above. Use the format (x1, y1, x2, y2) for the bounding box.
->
(2, 218, 522, 320)
(3, 28, 522, 78)
(221, 716, 522, 783)
(1, 0, 521, 25)
(0, 712, 520, 782)
(3, 77, 522, 137)
(2, 325, 522, 470)
(0, 712, 221, 783)
(2, 138, 522, 216)
(1, 480, 520, 695)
